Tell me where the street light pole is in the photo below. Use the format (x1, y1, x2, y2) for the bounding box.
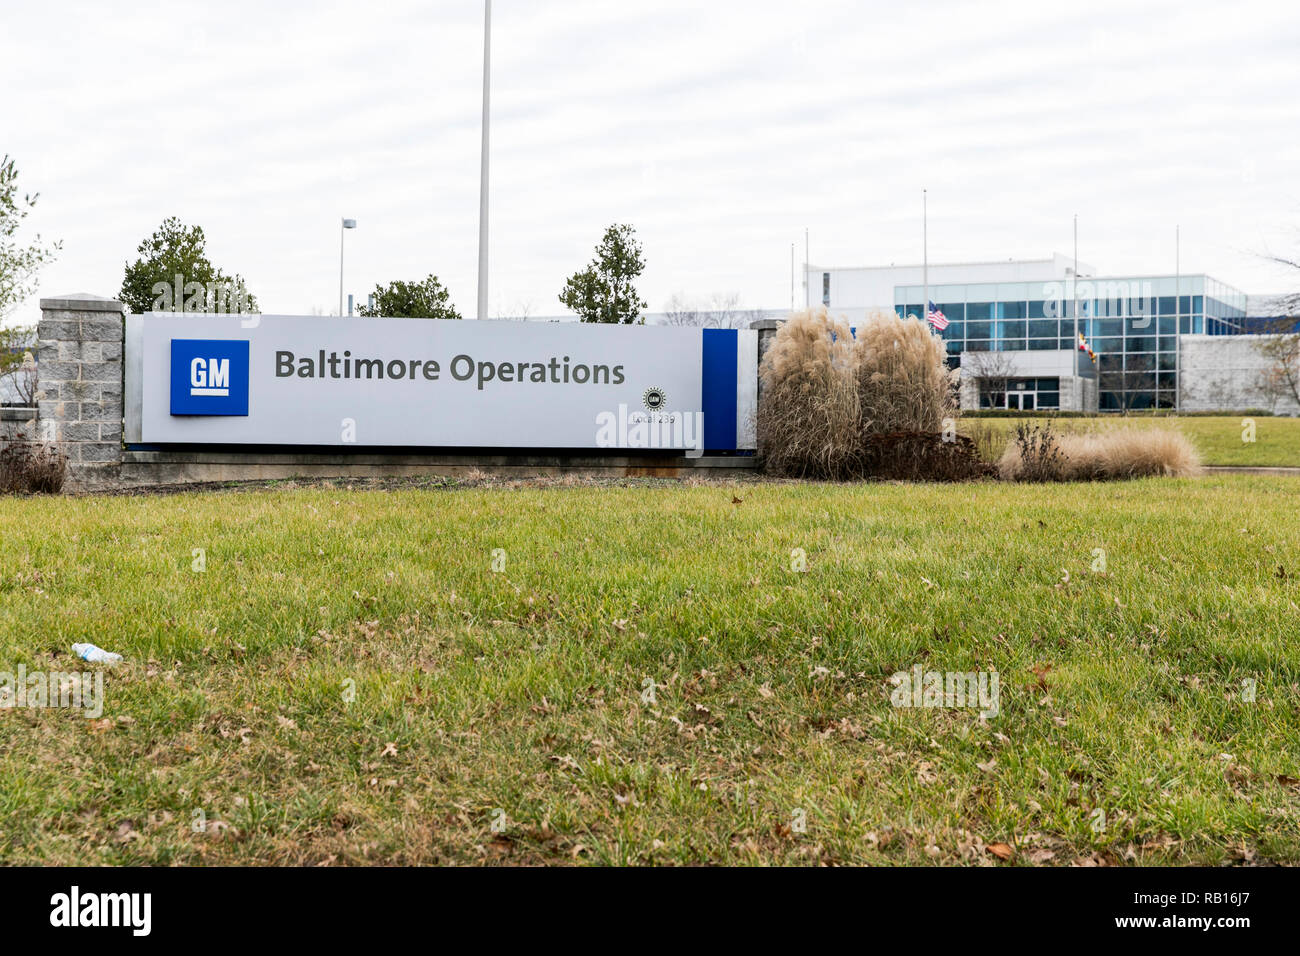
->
(476, 0, 492, 320)
(339, 218, 356, 317)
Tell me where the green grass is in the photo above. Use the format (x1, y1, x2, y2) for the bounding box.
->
(1, 475, 1299, 865)
(961, 415, 1300, 467)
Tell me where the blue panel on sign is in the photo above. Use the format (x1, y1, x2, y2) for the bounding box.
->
(701, 329, 737, 451)
(170, 339, 250, 416)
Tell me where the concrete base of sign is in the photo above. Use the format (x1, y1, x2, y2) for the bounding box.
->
(115, 449, 758, 489)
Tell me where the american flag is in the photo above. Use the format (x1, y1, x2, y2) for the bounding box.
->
(926, 301, 949, 332)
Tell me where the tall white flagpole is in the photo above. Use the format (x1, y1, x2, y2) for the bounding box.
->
(804, 227, 809, 309)
(1175, 224, 1181, 411)
(1073, 214, 1080, 381)
(922, 190, 928, 325)
(476, 0, 492, 321)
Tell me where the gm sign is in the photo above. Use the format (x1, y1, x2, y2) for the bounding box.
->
(170, 339, 249, 416)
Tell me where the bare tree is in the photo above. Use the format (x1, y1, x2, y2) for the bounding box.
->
(660, 292, 752, 328)
(964, 349, 1019, 408)
(1261, 252, 1300, 316)
(1252, 251, 1300, 412)
(494, 300, 534, 322)
(661, 292, 703, 327)
(1253, 316, 1300, 411)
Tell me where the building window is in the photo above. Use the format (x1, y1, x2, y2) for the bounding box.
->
(822, 273, 830, 306)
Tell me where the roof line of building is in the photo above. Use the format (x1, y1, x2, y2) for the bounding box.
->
(806, 256, 1070, 273)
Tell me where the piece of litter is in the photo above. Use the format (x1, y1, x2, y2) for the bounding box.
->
(72, 643, 123, 665)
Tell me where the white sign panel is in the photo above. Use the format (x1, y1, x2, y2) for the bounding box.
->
(134, 314, 706, 449)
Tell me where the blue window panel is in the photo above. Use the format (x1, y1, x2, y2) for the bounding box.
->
(701, 329, 737, 451)
(997, 319, 1027, 340)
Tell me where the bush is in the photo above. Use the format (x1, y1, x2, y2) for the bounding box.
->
(1000, 422, 1067, 482)
(853, 310, 955, 436)
(757, 307, 860, 478)
(0, 434, 67, 494)
(998, 423, 1201, 481)
(860, 431, 994, 481)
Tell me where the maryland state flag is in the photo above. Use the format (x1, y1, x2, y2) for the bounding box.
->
(1077, 333, 1098, 365)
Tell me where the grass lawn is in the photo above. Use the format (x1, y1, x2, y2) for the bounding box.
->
(2, 475, 1299, 866)
(961, 415, 1300, 467)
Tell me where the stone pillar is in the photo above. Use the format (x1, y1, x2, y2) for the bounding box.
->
(749, 318, 783, 390)
(37, 295, 125, 488)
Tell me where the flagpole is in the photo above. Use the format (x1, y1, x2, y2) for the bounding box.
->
(804, 227, 810, 310)
(476, 0, 492, 321)
(1073, 214, 1079, 383)
(922, 189, 928, 324)
(1175, 225, 1181, 412)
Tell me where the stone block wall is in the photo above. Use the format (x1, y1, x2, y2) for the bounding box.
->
(36, 295, 126, 487)
(1180, 334, 1299, 415)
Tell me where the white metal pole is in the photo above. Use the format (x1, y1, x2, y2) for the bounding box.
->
(339, 219, 345, 317)
(790, 243, 794, 312)
(1073, 214, 1079, 383)
(804, 228, 809, 310)
(476, 0, 492, 321)
(1175, 225, 1181, 411)
(922, 189, 928, 325)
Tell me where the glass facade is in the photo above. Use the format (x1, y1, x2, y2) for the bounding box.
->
(897, 275, 1246, 411)
(978, 377, 1061, 411)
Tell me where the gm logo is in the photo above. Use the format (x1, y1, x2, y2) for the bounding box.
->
(170, 339, 250, 416)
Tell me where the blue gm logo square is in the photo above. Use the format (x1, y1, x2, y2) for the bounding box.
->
(170, 339, 250, 416)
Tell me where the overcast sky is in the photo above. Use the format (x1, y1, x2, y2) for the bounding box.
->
(3, 0, 1298, 323)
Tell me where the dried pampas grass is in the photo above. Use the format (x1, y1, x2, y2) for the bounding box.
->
(757, 307, 861, 478)
(998, 424, 1202, 481)
(853, 310, 956, 437)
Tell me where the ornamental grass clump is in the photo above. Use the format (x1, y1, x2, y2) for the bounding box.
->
(853, 309, 955, 436)
(756, 307, 860, 478)
(998, 423, 1202, 481)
